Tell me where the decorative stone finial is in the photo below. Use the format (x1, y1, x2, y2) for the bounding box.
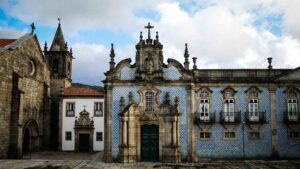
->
(65, 42, 68, 50)
(156, 31, 159, 41)
(109, 43, 115, 70)
(184, 43, 190, 69)
(58, 18, 61, 25)
(267, 57, 273, 69)
(192, 57, 197, 70)
(30, 22, 35, 34)
(128, 92, 134, 104)
(120, 97, 125, 111)
(140, 31, 143, 41)
(44, 41, 48, 52)
(70, 47, 73, 54)
(164, 92, 170, 105)
(174, 97, 180, 112)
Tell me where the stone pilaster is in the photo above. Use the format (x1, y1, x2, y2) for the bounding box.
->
(187, 84, 196, 162)
(269, 84, 279, 158)
(103, 85, 113, 162)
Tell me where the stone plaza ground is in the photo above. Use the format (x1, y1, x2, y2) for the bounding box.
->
(0, 151, 299, 169)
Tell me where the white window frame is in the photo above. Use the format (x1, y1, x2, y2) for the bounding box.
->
(145, 91, 154, 112)
(224, 99, 234, 122)
(249, 99, 259, 121)
(94, 102, 103, 117)
(200, 99, 210, 121)
(66, 102, 75, 117)
(288, 99, 298, 121)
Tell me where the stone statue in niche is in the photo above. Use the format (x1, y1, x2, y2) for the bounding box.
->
(145, 56, 154, 73)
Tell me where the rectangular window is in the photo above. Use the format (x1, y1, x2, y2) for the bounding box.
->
(249, 99, 259, 121)
(145, 91, 154, 112)
(288, 99, 298, 121)
(199, 132, 211, 140)
(65, 131, 72, 141)
(224, 131, 236, 139)
(96, 132, 103, 141)
(224, 99, 234, 122)
(288, 131, 300, 139)
(200, 99, 209, 121)
(66, 102, 75, 116)
(94, 102, 103, 116)
(249, 131, 260, 139)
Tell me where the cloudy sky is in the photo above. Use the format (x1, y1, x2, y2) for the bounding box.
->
(1, 0, 300, 85)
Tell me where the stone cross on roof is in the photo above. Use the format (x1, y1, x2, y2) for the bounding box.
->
(30, 22, 35, 34)
(144, 22, 154, 40)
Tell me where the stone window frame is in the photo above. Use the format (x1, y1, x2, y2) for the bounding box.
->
(284, 87, 300, 120)
(196, 87, 213, 120)
(138, 86, 160, 113)
(94, 102, 103, 117)
(96, 132, 103, 141)
(248, 131, 261, 140)
(65, 131, 72, 141)
(245, 87, 262, 121)
(66, 102, 75, 117)
(198, 127, 212, 141)
(221, 87, 237, 122)
(288, 129, 300, 140)
(223, 127, 237, 140)
(145, 91, 154, 112)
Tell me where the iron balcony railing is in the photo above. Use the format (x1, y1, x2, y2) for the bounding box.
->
(195, 112, 216, 124)
(284, 111, 300, 124)
(220, 111, 241, 124)
(245, 111, 266, 124)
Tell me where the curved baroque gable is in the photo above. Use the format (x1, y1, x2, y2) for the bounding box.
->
(163, 65, 182, 80)
(119, 66, 136, 80)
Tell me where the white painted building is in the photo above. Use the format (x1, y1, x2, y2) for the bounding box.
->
(60, 87, 104, 152)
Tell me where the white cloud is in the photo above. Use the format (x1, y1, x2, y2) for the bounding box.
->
(0, 27, 27, 38)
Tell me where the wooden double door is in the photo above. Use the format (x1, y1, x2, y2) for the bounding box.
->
(141, 125, 159, 162)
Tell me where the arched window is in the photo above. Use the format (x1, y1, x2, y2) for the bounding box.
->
(145, 91, 154, 112)
(222, 87, 236, 122)
(53, 59, 59, 73)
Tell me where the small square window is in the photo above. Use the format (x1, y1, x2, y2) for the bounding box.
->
(199, 132, 211, 140)
(94, 102, 103, 117)
(96, 132, 103, 141)
(66, 102, 75, 117)
(224, 131, 236, 140)
(249, 131, 260, 139)
(65, 132, 72, 141)
(288, 131, 300, 139)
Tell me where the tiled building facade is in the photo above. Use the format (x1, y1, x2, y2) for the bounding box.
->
(103, 23, 300, 163)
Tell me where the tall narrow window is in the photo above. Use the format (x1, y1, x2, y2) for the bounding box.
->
(224, 99, 234, 122)
(200, 99, 209, 121)
(53, 59, 59, 73)
(94, 102, 103, 116)
(145, 91, 154, 112)
(288, 99, 298, 121)
(66, 102, 75, 116)
(249, 99, 259, 121)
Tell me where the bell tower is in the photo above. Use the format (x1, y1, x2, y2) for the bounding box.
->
(44, 19, 73, 150)
(135, 23, 164, 81)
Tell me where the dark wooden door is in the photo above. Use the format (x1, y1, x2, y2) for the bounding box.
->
(141, 125, 159, 161)
(79, 134, 90, 152)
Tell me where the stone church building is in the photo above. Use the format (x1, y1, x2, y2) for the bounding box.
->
(0, 21, 73, 158)
(103, 23, 300, 162)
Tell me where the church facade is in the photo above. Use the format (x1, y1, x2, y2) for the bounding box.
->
(103, 23, 300, 163)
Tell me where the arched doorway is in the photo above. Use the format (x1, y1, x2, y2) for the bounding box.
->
(141, 124, 159, 162)
(22, 128, 30, 155)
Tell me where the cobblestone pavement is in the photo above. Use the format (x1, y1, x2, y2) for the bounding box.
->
(0, 152, 299, 169)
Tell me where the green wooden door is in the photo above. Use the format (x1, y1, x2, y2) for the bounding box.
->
(79, 134, 90, 152)
(141, 125, 159, 161)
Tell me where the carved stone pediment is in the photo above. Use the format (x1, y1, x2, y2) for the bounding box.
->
(139, 112, 160, 121)
(75, 109, 94, 129)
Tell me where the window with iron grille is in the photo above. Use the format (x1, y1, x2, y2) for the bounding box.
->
(224, 131, 236, 139)
(145, 91, 154, 112)
(66, 102, 75, 116)
(200, 99, 209, 121)
(224, 99, 234, 122)
(199, 132, 211, 140)
(249, 131, 260, 139)
(65, 131, 72, 141)
(96, 132, 103, 141)
(94, 102, 103, 116)
(249, 99, 259, 121)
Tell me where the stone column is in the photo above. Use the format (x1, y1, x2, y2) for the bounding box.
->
(103, 85, 113, 162)
(172, 119, 176, 146)
(269, 84, 279, 158)
(187, 84, 196, 162)
(122, 119, 127, 146)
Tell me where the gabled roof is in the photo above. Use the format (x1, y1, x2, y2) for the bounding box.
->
(0, 39, 16, 47)
(50, 23, 66, 51)
(63, 87, 104, 97)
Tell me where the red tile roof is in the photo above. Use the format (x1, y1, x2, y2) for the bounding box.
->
(0, 39, 16, 47)
(63, 87, 104, 97)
